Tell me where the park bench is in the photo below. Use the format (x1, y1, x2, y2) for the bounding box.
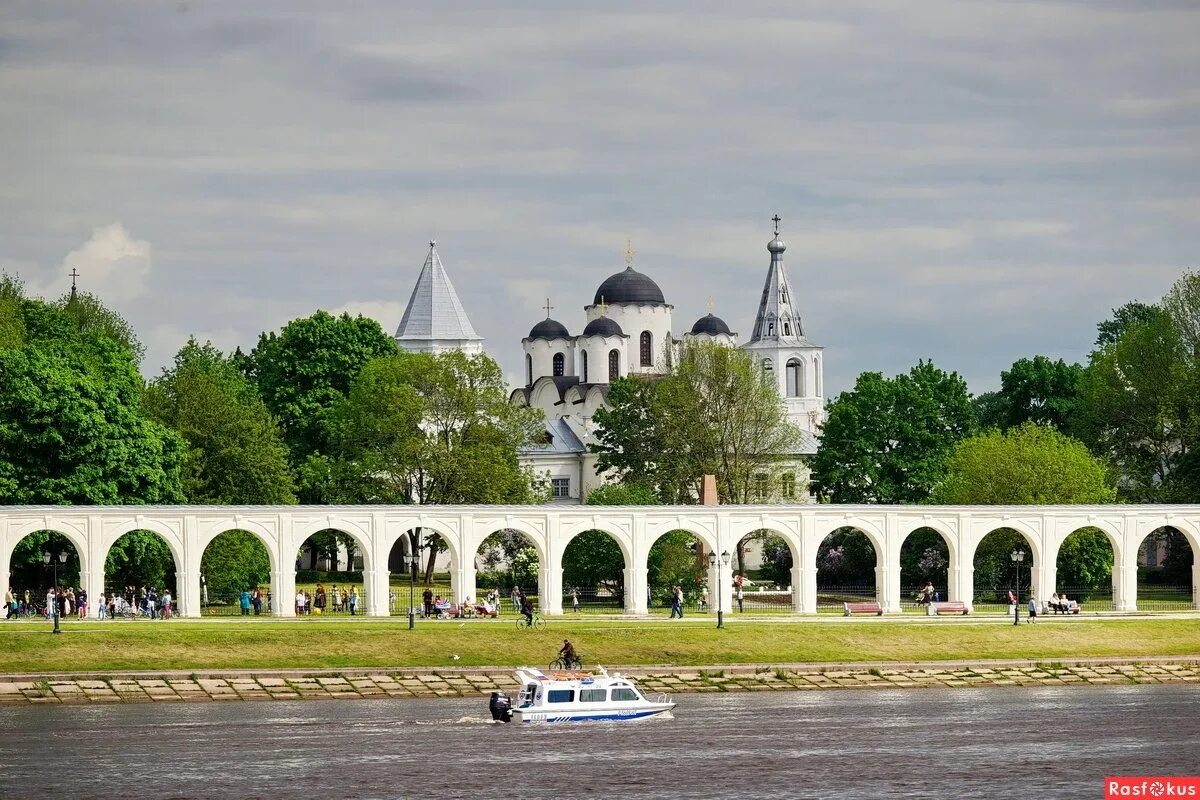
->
(843, 601, 883, 616)
(927, 601, 969, 616)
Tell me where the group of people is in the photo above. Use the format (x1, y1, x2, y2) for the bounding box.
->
(237, 588, 269, 615)
(294, 584, 358, 616)
(914, 581, 941, 605)
(4, 586, 91, 619)
(99, 586, 171, 619)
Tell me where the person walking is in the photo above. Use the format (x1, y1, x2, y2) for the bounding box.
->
(422, 587, 434, 619)
(348, 587, 358, 616)
(161, 590, 172, 620)
(669, 585, 683, 619)
(252, 589, 263, 615)
(77, 588, 87, 619)
(239, 589, 251, 616)
(571, 589, 580, 613)
(4, 588, 14, 620)
(699, 584, 709, 613)
(734, 579, 744, 613)
(1027, 596, 1038, 624)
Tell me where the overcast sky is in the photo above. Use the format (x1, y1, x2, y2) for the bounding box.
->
(2, 1, 1197, 397)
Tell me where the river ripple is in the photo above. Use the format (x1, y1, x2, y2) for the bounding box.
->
(1, 685, 1197, 800)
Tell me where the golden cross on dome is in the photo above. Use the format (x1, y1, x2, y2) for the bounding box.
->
(706, 297, 715, 313)
(597, 295, 608, 316)
(623, 239, 636, 269)
(543, 298, 554, 318)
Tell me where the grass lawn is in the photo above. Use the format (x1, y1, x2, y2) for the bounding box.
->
(1, 617, 1198, 674)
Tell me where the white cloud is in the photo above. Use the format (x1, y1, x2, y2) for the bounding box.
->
(60, 223, 152, 303)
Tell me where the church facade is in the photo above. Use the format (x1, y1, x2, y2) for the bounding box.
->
(390, 222, 825, 506)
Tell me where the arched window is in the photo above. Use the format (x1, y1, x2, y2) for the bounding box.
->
(815, 356, 822, 396)
(553, 352, 565, 377)
(581, 351, 588, 383)
(781, 472, 796, 499)
(640, 331, 652, 366)
(608, 349, 620, 381)
(526, 354, 533, 385)
(786, 358, 804, 397)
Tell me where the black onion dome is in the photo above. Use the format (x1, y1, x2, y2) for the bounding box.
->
(690, 313, 732, 336)
(582, 316, 624, 337)
(593, 267, 666, 305)
(529, 318, 570, 340)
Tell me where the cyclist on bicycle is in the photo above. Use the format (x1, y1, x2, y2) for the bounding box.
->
(559, 639, 579, 669)
(520, 595, 534, 627)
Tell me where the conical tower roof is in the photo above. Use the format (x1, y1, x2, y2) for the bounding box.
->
(747, 218, 816, 347)
(395, 241, 483, 348)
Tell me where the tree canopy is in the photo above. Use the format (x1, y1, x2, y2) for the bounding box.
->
(931, 422, 1117, 505)
(592, 341, 800, 503)
(245, 310, 397, 462)
(811, 360, 974, 503)
(974, 355, 1084, 435)
(145, 338, 295, 504)
(0, 288, 183, 505)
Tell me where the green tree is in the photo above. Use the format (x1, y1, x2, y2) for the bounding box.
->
(647, 530, 703, 600)
(979, 356, 1084, 434)
(1056, 528, 1115, 594)
(1095, 301, 1159, 348)
(55, 290, 145, 364)
(593, 342, 800, 505)
(246, 311, 396, 462)
(201, 531, 272, 600)
(931, 423, 1118, 599)
(812, 360, 974, 503)
(816, 528, 877, 586)
(145, 338, 295, 504)
(1078, 308, 1195, 502)
(328, 349, 542, 582)
(0, 296, 183, 506)
(105, 531, 176, 592)
(0, 273, 24, 349)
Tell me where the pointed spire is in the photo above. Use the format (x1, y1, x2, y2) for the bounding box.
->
(749, 215, 807, 344)
(394, 240, 483, 352)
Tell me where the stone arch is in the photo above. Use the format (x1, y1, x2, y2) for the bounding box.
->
(293, 519, 374, 572)
(198, 521, 280, 575)
(899, 524, 956, 609)
(561, 527, 631, 613)
(7, 520, 90, 577)
(644, 526, 712, 613)
(103, 525, 183, 601)
(785, 357, 805, 398)
(968, 524, 1040, 613)
(4, 526, 86, 601)
(814, 523, 879, 612)
(733, 526, 800, 614)
(198, 528, 275, 616)
(1052, 524, 1119, 611)
(1133, 521, 1197, 611)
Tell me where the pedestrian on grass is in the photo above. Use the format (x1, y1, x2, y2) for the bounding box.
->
(669, 585, 683, 619)
(1027, 596, 1038, 623)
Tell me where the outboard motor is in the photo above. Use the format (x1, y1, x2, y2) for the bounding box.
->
(489, 691, 512, 722)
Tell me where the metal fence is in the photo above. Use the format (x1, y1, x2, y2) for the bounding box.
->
(816, 585, 877, 614)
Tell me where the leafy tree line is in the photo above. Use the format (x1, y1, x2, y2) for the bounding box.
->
(1, 278, 543, 594)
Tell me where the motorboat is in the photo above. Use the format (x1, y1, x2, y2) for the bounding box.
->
(489, 667, 675, 724)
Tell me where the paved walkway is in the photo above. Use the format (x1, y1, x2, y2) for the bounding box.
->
(3, 657, 1198, 704)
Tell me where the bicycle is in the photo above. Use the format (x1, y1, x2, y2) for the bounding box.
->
(549, 655, 582, 671)
(516, 613, 546, 630)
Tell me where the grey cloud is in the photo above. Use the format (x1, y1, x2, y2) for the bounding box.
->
(0, 0, 1196, 399)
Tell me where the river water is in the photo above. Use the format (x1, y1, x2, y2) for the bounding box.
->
(1, 685, 1197, 799)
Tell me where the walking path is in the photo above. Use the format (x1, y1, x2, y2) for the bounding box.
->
(3, 656, 1198, 705)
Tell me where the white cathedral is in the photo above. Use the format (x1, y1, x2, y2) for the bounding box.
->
(392, 219, 825, 505)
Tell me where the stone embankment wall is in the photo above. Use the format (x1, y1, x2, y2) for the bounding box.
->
(2, 659, 1199, 704)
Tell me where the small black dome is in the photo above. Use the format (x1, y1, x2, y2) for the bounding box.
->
(529, 318, 570, 340)
(690, 313, 732, 336)
(593, 267, 666, 305)
(582, 316, 624, 337)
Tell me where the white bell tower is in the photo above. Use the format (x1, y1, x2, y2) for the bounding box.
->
(740, 216, 824, 435)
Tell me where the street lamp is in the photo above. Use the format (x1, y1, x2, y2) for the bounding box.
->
(42, 550, 68, 634)
(405, 534, 430, 630)
(709, 550, 731, 629)
(1010, 549, 1025, 626)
